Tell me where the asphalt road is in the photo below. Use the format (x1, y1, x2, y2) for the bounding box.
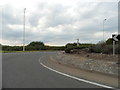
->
(2, 51, 103, 88)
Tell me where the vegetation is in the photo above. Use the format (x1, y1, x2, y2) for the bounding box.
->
(89, 38, 120, 54)
(65, 43, 94, 53)
(45, 46, 65, 50)
(2, 46, 23, 51)
(65, 38, 120, 54)
(0, 43, 2, 51)
(1, 38, 120, 54)
(26, 41, 46, 51)
(1, 41, 65, 51)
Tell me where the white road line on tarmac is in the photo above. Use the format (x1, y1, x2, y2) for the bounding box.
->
(38, 58, 114, 89)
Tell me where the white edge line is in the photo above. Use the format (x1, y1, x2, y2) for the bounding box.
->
(38, 59, 114, 89)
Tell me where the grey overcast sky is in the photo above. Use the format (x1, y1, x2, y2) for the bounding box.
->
(0, 0, 119, 46)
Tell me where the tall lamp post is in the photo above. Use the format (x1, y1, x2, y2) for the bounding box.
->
(23, 8, 26, 51)
(103, 18, 107, 42)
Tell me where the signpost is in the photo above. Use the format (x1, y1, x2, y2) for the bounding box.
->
(112, 34, 120, 56)
(76, 39, 79, 46)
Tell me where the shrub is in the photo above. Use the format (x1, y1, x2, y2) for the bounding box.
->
(65, 46, 84, 53)
(89, 41, 120, 54)
(65, 43, 94, 53)
(65, 48, 72, 53)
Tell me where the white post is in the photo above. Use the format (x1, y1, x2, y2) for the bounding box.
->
(77, 39, 79, 46)
(23, 8, 26, 51)
(113, 40, 115, 56)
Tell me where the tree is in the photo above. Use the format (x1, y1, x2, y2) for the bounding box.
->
(28, 41, 44, 47)
(106, 38, 113, 45)
(106, 38, 120, 45)
(65, 43, 77, 48)
(26, 41, 45, 50)
(0, 43, 1, 47)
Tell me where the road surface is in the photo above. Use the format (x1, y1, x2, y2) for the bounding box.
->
(2, 51, 104, 88)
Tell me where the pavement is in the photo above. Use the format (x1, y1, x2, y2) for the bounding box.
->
(2, 51, 111, 88)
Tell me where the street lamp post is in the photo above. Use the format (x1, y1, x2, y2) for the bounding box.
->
(103, 19, 107, 42)
(23, 8, 26, 51)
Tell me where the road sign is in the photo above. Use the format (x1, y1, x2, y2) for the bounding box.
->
(112, 34, 120, 41)
(112, 34, 120, 56)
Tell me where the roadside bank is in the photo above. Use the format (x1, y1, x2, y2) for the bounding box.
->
(43, 52, 119, 88)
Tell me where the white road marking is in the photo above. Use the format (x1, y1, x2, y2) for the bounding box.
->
(38, 59, 114, 89)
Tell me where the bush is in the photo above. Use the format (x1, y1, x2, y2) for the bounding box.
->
(102, 45, 113, 54)
(65, 43, 94, 53)
(89, 41, 120, 54)
(65, 48, 72, 53)
(45, 46, 65, 50)
(65, 46, 84, 53)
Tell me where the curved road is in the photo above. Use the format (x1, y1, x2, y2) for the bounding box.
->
(2, 52, 103, 88)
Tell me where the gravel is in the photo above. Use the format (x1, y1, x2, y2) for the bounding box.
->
(52, 52, 119, 76)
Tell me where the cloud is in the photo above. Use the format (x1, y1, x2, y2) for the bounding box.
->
(1, 1, 118, 46)
(2, 5, 23, 25)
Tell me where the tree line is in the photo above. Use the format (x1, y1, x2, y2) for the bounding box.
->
(1, 38, 120, 54)
(1, 41, 65, 51)
(65, 38, 120, 54)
